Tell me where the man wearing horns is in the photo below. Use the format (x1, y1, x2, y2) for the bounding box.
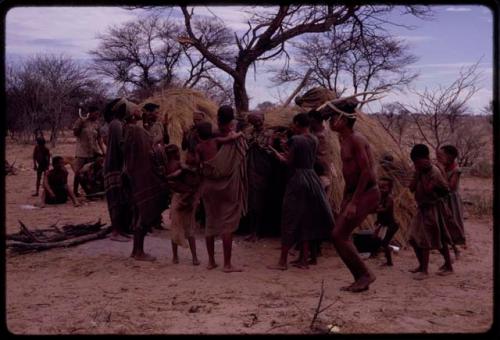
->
(317, 91, 383, 292)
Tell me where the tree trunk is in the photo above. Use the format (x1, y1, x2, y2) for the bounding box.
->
(233, 67, 249, 114)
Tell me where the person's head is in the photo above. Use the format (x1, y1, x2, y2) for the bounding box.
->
(292, 112, 310, 134)
(248, 112, 264, 130)
(308, 110, 324, 131)
(217, 105, 235, 129)
(52, 156, 64, 169)
(378, 176, 394, 195)
(325, 98, 358, 132)
(192, 110, 206, 125)
(87, 105, 100, 121)
(143, 103, 160, 121)
(36, 136, 46, 146)
(410, 143, 431, 171)
(196, 121, 213, 141)
(165, 144, 180, 161)
(437, 144, 459, 166)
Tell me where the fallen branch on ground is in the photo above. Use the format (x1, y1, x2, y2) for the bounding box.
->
(6, 220, 110, 254)
(309, 279, 336, 331)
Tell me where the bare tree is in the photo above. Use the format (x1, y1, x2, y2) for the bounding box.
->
(403, 61, 482, 150)
(375, 102, 412, 148)
(179, 5, 431, 113)
(274, 28, 418, 106)
(6, 55, 103, 144)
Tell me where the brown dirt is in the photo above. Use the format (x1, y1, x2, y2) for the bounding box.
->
(5, 138, 494, 334)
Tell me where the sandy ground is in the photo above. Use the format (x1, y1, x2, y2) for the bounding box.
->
(5, 138, 494, 334)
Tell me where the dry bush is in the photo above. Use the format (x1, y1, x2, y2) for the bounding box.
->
(464, 193, 493, 217)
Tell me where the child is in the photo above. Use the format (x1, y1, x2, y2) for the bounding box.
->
(408, 144, 454, 280)
(370, 177, 400, 266)
(40, 156, 80, 208)
(164, 144, 200, 266)
(436, 144, 466, 257)
(194, 121, 243, 164)
(32, 137, 51, 196)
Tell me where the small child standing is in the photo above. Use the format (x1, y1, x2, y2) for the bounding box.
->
(165, 144, 200, 266)
(436, 144, 466, 258)
(370, 177, 400, 266)
(32, 137, 51, 196)
(408, 144, 454, 280)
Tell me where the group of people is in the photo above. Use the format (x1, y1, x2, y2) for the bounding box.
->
(31, 94, 466, 293)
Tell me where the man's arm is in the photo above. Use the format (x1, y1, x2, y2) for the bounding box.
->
(215, 131, 243, 146)
(448, 170, 460, 192)
(349, 136, 377, 207)
(33, 148, 38, 170)
(65, 184, 80, 206)
(43, 173, 55, 198)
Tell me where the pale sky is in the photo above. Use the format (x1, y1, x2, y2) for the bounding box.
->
(5, 5, 495, 113)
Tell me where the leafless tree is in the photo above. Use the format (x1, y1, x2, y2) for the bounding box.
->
(375, 102, 412, 149)
(179, 5, 432, 113)
(274, 28, 418, 106)
(403, 61, 482, 150)
(6, 55, 104, 144)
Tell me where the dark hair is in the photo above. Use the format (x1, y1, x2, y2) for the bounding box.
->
(293, 112, 310, 128)
(36, 137, 46, 146)
(217, 105, 234, 126)
(379, 176, 394, 190)
(103, 98, 123, 123)
(308, 110, 323, 123)
(52, 156, 63, 167)
(87, 105, 99, 113)
(196, 121, 213, 140)
(410, 144, 430, 161)
(143, 103, 160, 113)
(440, 144, 459, 160)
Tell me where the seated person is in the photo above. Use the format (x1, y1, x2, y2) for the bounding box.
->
(78, 156, 105, 196)
(40, 156, 79, 207)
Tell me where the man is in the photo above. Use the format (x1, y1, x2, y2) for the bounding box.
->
(143, 102, 169, 145)
(122, 99, 170, 261)
(243, 112, 274, 241)
(72, 105, 105, 196)
(198, 106, 248, 272)
(319, 98, 380, 292)
(39, 156, 80, 208)
(103, 98, 132, 242)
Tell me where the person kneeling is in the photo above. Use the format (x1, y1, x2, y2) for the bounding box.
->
(39, 156, 80, 208)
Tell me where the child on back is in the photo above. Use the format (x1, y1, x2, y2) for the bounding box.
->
(436, 144, 466, 258)
(194, 121, 243, 164)
(370, 177, 400, 266)
(32, 137, 51, 196)
(407, 144, 454, 280)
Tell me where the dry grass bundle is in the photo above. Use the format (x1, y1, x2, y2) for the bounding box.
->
(265, 96, 416, 246)
(140, 88, 218, 147)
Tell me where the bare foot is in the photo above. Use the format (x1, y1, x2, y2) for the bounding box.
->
(207, 262, 218, 270)
(289, 258, 302, 265)
(409, 266, 423, 273)
(222, 265, 243, 273)
(291, 262, 309, 269)
(412, 272, 429, 280)
(172, 257, 179, 264)
(32, 193, 39, 197)
(192, 258, 201, 266)
(308, 258, 317, 265)
(110, 234, 131, 242)
(267, 264, 287, 271)
(244, 234, 257, 242)
(436, 267, 453, 276)
(132, 253, 156, 262)
(347, 273, 376, 293)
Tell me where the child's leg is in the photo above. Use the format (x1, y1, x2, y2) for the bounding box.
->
(171, 240, 179, 264)
(383, 246, 393, 266)
(452, 244, 460, 260)
(268, 243, 290, 270)
(409, 241, 424, 273)
(205, 235, 217, 269)
(222, 232, 242, 272)
(290, 242, 304, 264)
(34, 170, 42, 195)
(309, 241, 318, 265)
(131, 228, 156, 261)
(187, 236, 200, 265)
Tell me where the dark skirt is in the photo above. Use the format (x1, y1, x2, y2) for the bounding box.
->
(281, 169, 334, 246)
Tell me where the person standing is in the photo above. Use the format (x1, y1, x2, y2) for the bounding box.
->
(72, 105, 105, 196)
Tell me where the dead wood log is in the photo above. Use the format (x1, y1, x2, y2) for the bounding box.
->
(281, 68, 313, 108)
(7, 226, 112, 254)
